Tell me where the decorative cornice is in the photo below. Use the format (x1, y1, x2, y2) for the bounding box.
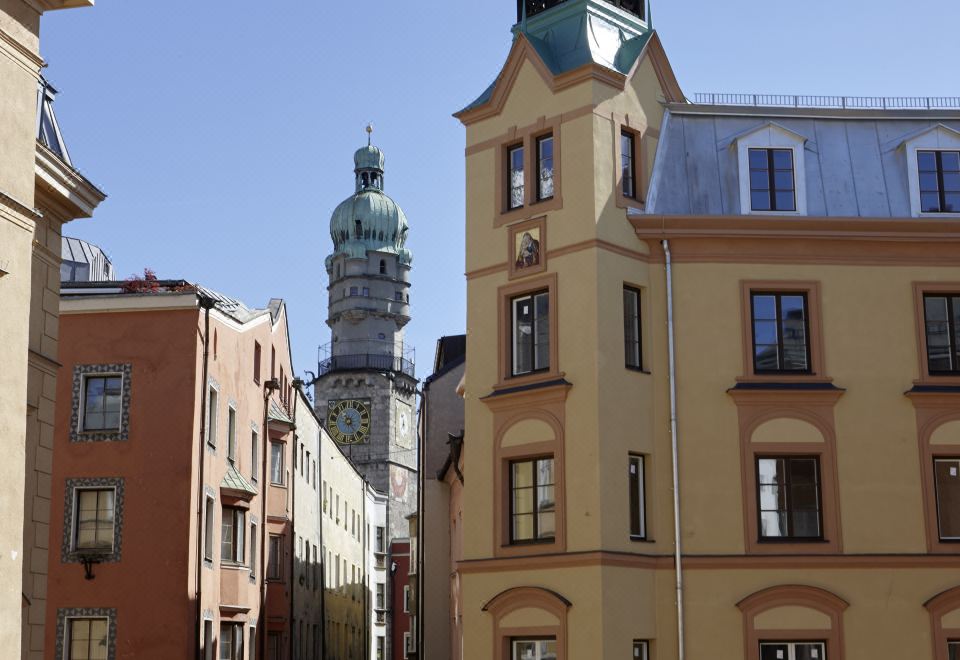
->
(0, 26, 43, 70)
(35, 142, 106, 220)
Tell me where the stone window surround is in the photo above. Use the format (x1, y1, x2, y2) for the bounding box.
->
(61, 477, 125, 564)
(56, 607, 117, 660)
(736, 585, 847, 660)
(912, 282, 960, 386)
(482, 586, 570, 660)
(493, 116, 564, 227)
(204, 485, 216, 568)
(925, 585, 960, 660)
(70, 364, 132, 443)
(495, 272, 560, 391)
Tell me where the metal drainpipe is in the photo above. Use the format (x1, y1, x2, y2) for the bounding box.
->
(362, 476, 369, 660)
(289, 387, 299, 660)
(662, 239, 686, 660)
(194, 294, 215, 660)
(415, 387, 424, 660)
(317, 397, 327, 660)
(259, 381, 276, 660)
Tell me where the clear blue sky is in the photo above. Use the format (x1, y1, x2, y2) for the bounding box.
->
(42, 0, 960, 379)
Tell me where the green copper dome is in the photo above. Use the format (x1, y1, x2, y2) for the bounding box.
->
(328, 141, 412, 266)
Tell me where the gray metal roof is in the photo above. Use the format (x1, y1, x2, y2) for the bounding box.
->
(646, 107, 960, 217)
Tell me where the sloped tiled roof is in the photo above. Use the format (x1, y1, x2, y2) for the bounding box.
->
(267, 400, 294, 425)
(221, 464, 257, 496)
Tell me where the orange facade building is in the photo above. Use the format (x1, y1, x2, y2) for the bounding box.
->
(46, 280, 303, 659)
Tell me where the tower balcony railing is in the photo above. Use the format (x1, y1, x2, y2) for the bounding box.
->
(318, 340, 415, 378)
(692, 93, 960, 111)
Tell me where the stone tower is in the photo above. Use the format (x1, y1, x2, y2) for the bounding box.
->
(314, 131, 418, 540)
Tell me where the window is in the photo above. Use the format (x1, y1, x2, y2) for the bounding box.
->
(377, 636, 385, 660)
(507, 144, 524, 210)
(250, 521, 258, 577)
(403, 632, 411, 659)
(375, 526, 385, 553)
(403, 585, 411, 613)
(629, 455, 646, 539)
(74, 489, 115, 552)
(270, 442, 284, 485)
(379, 259, 386, 274)
(204, 496, 215, 561)
(751, 292, 810, 373)
(950, 641, 960, 660)
(919, 151, 960, 213)
(934, 458, 960, 541)
(749, 148, 796, 212)
(759, 641, 826, 660)
(249, 628, 256, 660)
(350, 286, 358, 296)
(251, 430, 259, 482)
(622, 131, 637, 199)
(536, 134, 554, 201)
(623, 287, 642, 369)
(633, 640, 649, 659)
(219, 623, 244, 660)
(204, 619, 213, 660)
(376, 582, 385, 609)
(254, 341, 262, 384)
(271, 346, 276, 380)
(67, 618, 109, 660)
(82, 375, 122, 432)
(268, 534, 283, 580)
(227, 406, 237, 462)
(207, 386, 218, 447)
(923, 294, 960, 373)
(221, 507, 246, 564)
(757, 456, 822, 540)
(268, 633, 282, 660)
(510, 457, 556, 544)
(512, 291, 549, 376)
(511, 638, 557, 660)
(363, 286, 370, 297)
(395, 291, 403, 302)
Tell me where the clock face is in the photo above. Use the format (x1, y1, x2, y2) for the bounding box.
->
(327, 399, 371, 445)
(396, 401, 413, 449)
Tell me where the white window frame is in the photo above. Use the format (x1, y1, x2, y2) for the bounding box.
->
(403, 632, 412, 659)
(759, 641, 827, 660)
(204, 495, 215, 562)
(72, 486, 117, 553)
(629, 455, 646, 540)
(512, 291, 550, 376)
(207, 382, 219, 448)
(934, 458, 960, 541)
(65, 616, 111, 660)
(403, 585, 411, 613)
(270, 441, 285, 485)
(227, 404, 237, 463)
(510, 638, 557, 660)
(633, 640, 649, 659)
(735, 123, 808, 216)
(220, 507, 246, 564)
(903, 124, 960, 218)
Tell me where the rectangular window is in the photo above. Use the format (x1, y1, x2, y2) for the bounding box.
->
(403, 632, 411, 659)
(377, 636, 385, 660)
(751, 292, 811, 373)
(395, 291, 403, 301)
(268, 534, 282, 580)
(950, 641, 960, 660)
(204, 496, 215, 561)
(629, 455, 646, 539)
(507, 144, 525, 210)
(749, 148, 796, 212)
(268, 633, 282, 660)
(74, 488, 115, 551)
(512, 291, 549, 376)
(633, 640, 649, 659)
(536, 134, 554, 201)
(376, 526, 385, 553)
(350, 286, 359, 296)
(219, 623, 243, 660)
(271, 346, 276, 380)
(251, 430, 259, 482)
(221, 507, 245, 564)
(757, 456, 822, 540)
(403, 585, 411, 613)
(511, 638, 557, 660)
(919, 150, 960, 213)
(760, 641, 827, 660)
(254, 341, 262, 384)
(509, 457, 556, 544)
(82, 375, 123, 432)
(376, 582, 385, 609)
(204, 619, 213, 660)
(622, 131, 637, 199)
(623, 287, 642, 369)
(249, 628, 256, 660)
(270, 442, 284, 485)
(227, 407, 237, 462)
(250, 521, 257, 577)
(923, 294, 960, 373)
(934, 458, 960, 541)
(68, 618, 110, 660)
(207, 387, 218, 447)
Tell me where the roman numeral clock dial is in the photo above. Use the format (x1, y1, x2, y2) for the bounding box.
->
(326, 399, 371, 445)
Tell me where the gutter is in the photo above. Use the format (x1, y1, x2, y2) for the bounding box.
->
(662, 239, 686, 660)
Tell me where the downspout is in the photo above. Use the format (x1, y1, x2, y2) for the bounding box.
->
(289, 386, 298, 660)
(194, 294, 215, 660)
(259, 378, 279, 660)
(317, 397, 328, 660)
(415, 388, 425, 660)
(662, 239, 685, 660)
(362, 477, 369, 660)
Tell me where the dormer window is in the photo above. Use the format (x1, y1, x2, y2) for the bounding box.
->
(918, 151, 960, 214)
(735, 123, 807, 216)
(748, 149, 796, 212)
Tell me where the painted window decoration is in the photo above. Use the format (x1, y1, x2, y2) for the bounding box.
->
(537, 134, 554, 201)
(759, 641, 826, 660)
(512, 291, 550, 376)
(270, 441, 285, 485)
(757, 457, 822, 540)
(220, 622, 244, 660)
(749, 148, 796, 212)
(923, 294, 960, 374)
(512, 638, 558, 660)
(62, 478, 124, 564)
(508, 144, 525, 210)
(56, 610, 116, 660)
(221, 507, 246, 564)
(751, 293, 811, 373)
(629, 455, 646, 539)
(934, 458, 960, 541)
(918, 150, 960, 213)
(623, 287, 642, 369)
(633, 640, 649, 659)
(622, 131, 637, 199)
(514, 228, 542, 272)
(70, 364, 132, 442)
(509, 457, 556, 544)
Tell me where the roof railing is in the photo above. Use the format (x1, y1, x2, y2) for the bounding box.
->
(693, 93, 960, 111)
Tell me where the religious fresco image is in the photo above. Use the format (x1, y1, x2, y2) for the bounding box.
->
(515, 228, 541, 270)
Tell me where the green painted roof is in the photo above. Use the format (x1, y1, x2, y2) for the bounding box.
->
(267, 400, 294, 425)
(221, 464, 258, 496)
(460, 0, 652, 113)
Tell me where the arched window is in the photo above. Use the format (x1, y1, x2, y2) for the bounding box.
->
(355, 220, 363, 239)
(361, 172, 369, 187)
(737, 585, 848, 660)
(379, 260, 386, 275)
(482, 587, 570, 660)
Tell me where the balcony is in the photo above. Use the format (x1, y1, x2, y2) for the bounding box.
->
(318, 340, 415, 378)
(519, 0, 645, 21)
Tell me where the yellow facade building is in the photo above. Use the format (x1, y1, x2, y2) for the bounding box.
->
(455, 1, 960, 658)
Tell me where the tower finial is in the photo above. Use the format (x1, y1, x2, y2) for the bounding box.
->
(366, 123, 374, 146)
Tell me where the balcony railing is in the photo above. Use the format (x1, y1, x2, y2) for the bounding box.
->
(318, 340, 415, 378)
(519, 0, 645, 21)
(693, 93, 960, 111)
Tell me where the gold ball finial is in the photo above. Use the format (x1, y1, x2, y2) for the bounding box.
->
(366, 123, 374, 145)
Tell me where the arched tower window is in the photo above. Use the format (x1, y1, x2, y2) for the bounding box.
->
(379, 260, 386, 275)
(355, 220, 363, 239)
(361, 172, 369, 187)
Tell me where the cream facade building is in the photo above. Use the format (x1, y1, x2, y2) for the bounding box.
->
(456, 1, 960, 659)
(0, 1, 103, 657)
